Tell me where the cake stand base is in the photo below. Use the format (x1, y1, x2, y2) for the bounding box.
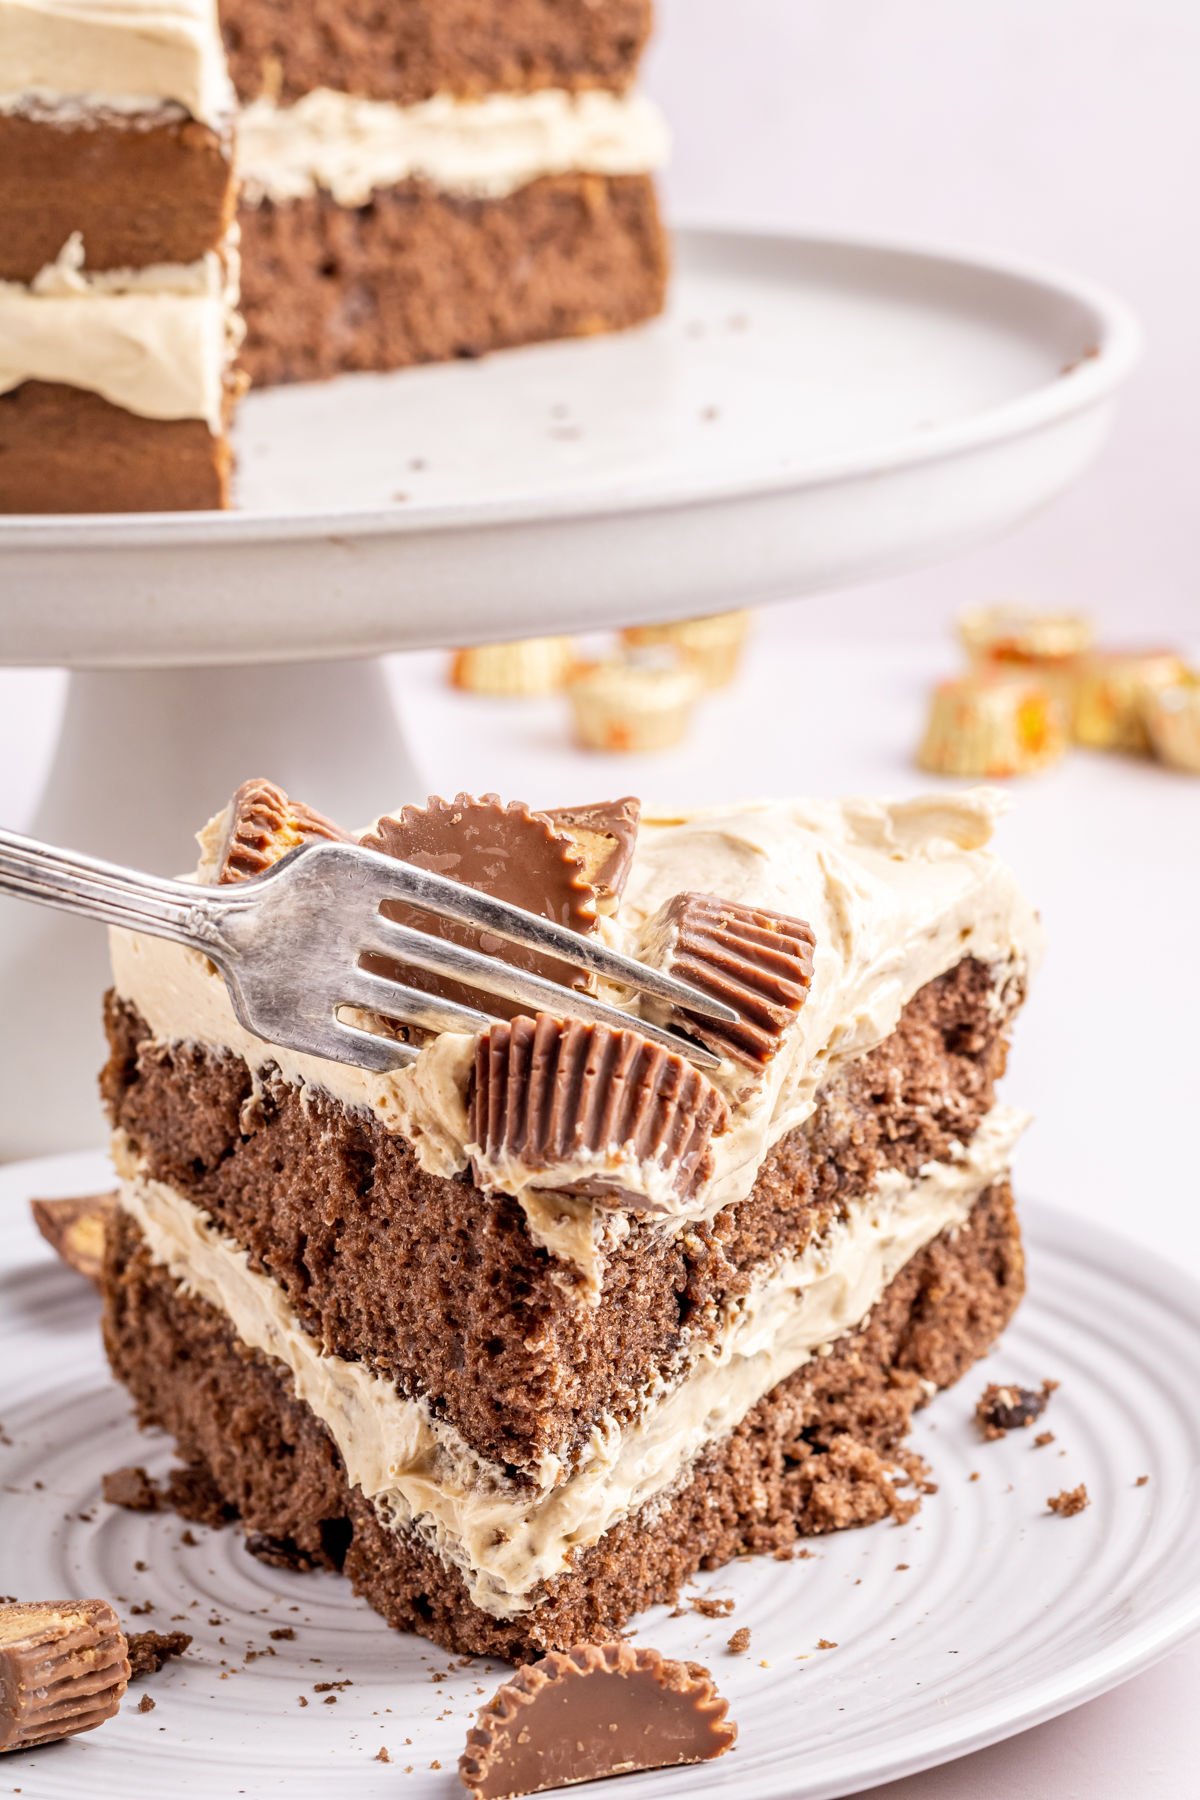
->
(0, 658, 420, 1159)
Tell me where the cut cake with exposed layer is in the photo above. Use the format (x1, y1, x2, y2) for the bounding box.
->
(98, 785, 1040, 1656)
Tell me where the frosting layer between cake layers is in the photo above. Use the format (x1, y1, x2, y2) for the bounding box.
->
(0, 233, 234, 426)
(238, 87, 670, 207)
(112, 1103, 1026, 1619)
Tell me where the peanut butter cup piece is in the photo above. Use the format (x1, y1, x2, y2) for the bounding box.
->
(544, 797, 641, 916)
(645, 891, 816, 1066)
(469, 1013, 730, 1207)
(0, 1599, 130, 1752)
(29, 1191, 116, 1286)
(213, 777, 347, 884)
(359, 794, 598, 1014)
(459, 1643, 736, 1798)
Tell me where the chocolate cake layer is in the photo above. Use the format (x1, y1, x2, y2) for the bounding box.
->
(221, 0, 653, 107)
(0, 381, 231, 513)
(102, 956, 1018, 1478)
(0, 111, 235, 283)
(237, 173, 667, 387)
(102, 1181, 1023, 1658)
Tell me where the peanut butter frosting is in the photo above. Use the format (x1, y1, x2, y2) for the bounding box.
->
(108, 788, 1041, 1268)
(0, 0, 233, 128)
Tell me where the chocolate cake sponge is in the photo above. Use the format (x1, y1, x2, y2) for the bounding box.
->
(238, 174, 667, 388)
(102, 956, 1019, 1480)
(102, 1182, 1023, 1659)
(221, 0, 654, 107)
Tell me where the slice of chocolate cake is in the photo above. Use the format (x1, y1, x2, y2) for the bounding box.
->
(99, 783, 1040, 1658)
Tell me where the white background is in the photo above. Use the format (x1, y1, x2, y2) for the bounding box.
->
(648, 0, 1199, 642)
(1, 3, 1197, 1794)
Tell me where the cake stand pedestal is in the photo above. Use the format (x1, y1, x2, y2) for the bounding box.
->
(0, 227, 1139, 1154)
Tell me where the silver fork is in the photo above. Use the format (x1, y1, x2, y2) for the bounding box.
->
(0, 829, 738, 1073)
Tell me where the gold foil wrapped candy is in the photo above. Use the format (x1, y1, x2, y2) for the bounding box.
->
(450, 637, 576, 697)
(918, 672, 1068, 778)
(958, 604, 1094, 671)
(568, 649, 702, 753)
(1142, 671, 1200, 773)
(1071, 649, 1188, 753)
(621, 611, 750, 690)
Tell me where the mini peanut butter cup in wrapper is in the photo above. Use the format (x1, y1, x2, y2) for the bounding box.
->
(918, 671, 1068, 777)
(459, 1642, 736, 1800)
(468, 1013, 730, 1210)
(206, 777, 347, 884)
(1142, 669, 1200, 773)
(567, 648, 701, 753)
(0, 1599, 130, 1752)
(958, 604, 1094, 670)
(359, 794, 599, 1013)
(622, 610, 751, 690)
(450, 637, 576, 697)
(1072, 649, 1189, 753)
(642, 891, 816, 1067)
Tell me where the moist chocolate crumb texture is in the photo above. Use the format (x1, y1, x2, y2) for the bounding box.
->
(99, 783, 1041, 1657)
(229, 0, 670, 387)
(0, 0, 242, 511)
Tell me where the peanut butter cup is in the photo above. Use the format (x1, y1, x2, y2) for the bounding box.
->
(459, 1643, 736, 1798)
(0, 1599, 130, 1752)
(213, 778, 347, 884)
(645, 891, 816, 1066)
(544, 797, 641, 916)
(30, 1191, 116, 1286)
(469, 1012, 730, 1206)
(359, 794, 598, 1012)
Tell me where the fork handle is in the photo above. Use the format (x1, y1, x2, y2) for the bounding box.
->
(0, 828, 232, 958)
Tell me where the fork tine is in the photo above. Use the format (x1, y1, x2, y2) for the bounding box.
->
(357, 916, 724, 1070)
(322, 1017, 421, 1073)
(339, 968, 494, 1037)
(327, 844, 743, 1026)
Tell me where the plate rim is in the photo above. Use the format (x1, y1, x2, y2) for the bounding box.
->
(0, 223, 1142, 549)
(1, 1160, 1196, 1800)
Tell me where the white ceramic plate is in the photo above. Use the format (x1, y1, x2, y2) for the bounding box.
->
(2, 1150, 1197, 1799)
(1, 228, 1139, 667)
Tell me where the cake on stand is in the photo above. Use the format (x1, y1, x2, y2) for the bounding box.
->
(0, 227, 1139, 1153)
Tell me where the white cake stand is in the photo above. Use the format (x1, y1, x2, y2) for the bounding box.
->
(0, 226, 1139, 1153)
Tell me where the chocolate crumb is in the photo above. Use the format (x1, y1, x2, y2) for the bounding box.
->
(690, 1595, 734, 1619)
(102, 1466, 160, 1512)
(816, 1639, 837, 1651)
(895, 1563, 910, 1572)
(376, 1746, 391, 1763)
(1033, 1431, 1055, 1447)
(127, 1630, 191, 1678)
(975, 1379, 1055, 1440)
(268, 1626, 296, 1641)
(298, 1696, 308, 1708)
(726, 1628, 751, 1655)
(968, 1471, 980, 1483)
(323, 1695, 337, 1705)
(135, 1695, 155, 1714)
(1047, 1484, 1090, 1518)
(1136, 1474, 1150, 1487)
